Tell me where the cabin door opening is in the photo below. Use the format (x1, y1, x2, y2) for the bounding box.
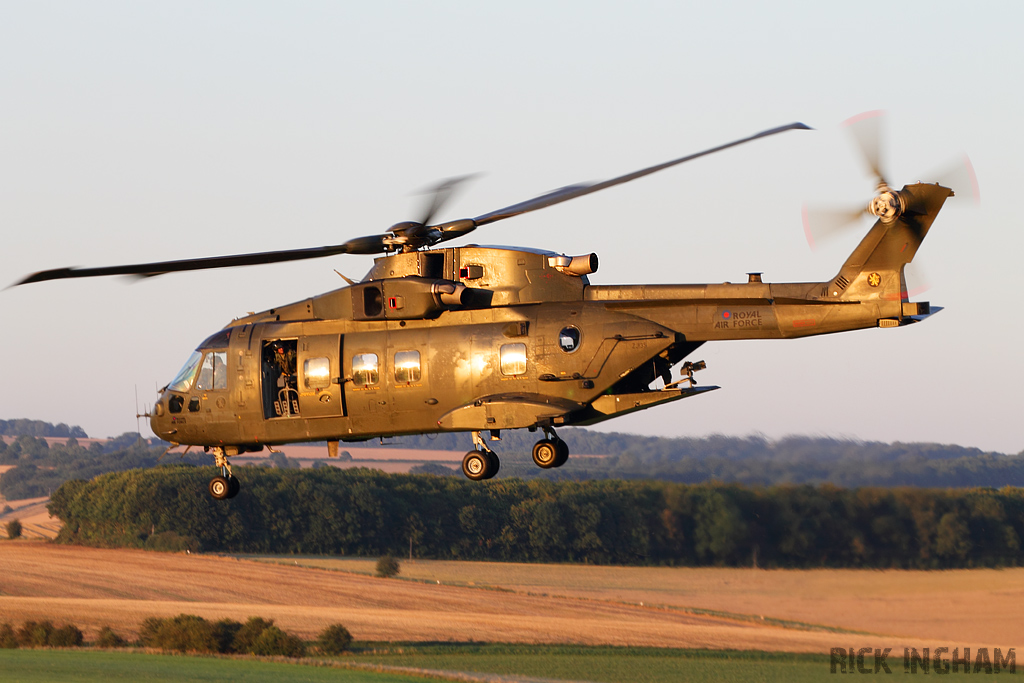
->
(261, 339, 299, 419)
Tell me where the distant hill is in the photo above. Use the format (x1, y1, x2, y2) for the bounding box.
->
(2, 420, 1022, 491)
(363, 429, 1024, 489)
(0, 419, 87, 438)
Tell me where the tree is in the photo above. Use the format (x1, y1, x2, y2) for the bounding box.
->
(935, 512, 972, 561)
(250, 625, 306, 657)
(5, 519, 22, 540)
(376, 555, 400, 578)
(0, 623, 18, 649)
(95, 626, 126, 648)
(316, 623, 353, 654)
(48, 624, 83, 647)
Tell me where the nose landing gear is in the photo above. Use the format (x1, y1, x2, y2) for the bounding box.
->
(462, 431, 501, 481)
(209, 447, 240, 500)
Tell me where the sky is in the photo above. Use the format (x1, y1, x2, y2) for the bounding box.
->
(1, 2, 1021, 453)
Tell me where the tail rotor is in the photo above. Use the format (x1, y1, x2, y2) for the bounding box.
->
(802, 112, 980, 299)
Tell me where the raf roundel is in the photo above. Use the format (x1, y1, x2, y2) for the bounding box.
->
(722, 310, 732, 320)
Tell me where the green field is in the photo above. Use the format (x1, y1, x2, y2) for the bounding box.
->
(0, 650, 426, 683)
(3, 645, 1018, 682)
(348, 644, 831, 683)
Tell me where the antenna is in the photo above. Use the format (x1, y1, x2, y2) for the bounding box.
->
(134, 384, 152, 443)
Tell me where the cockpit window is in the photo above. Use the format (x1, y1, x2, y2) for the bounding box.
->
(168, 351, 203, 392)
(198, 329, 232, 349)
(195, 351, 228, 391)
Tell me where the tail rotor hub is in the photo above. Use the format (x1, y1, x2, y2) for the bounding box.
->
(869, 189, 904, 223)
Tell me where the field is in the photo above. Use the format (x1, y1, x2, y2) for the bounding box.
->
(2, 543, 1022, 655)
(0, 649, 430, 683)
(251, 555, 1024, 647)
(0, 647, 846, 683)
(0, 495, 60, 540)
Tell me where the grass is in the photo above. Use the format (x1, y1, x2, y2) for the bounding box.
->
(345, 642, 1024, 681)
(0, 649, 430, 683)
(3, 644, 1020, 683)
(346, 643, 833, 683)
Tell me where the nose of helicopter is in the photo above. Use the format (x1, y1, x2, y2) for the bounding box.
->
(149, 394, 176, 441)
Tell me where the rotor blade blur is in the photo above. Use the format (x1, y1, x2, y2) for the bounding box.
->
(843, 111, 887, 188)
(415, 174, 478, 227)
(11, 234, 388, 286)
(903, 261, 931, 298)
(471, 122, 811, 227)
(927, 154, 981, 204)
(802, 203, 868, 250)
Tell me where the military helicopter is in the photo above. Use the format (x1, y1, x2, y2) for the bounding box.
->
(14, 118, 954, 499)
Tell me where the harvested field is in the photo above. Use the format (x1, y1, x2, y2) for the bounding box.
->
(0, 495, 60, 539)
(252, 557, 1024, 647)
(0, 544, 1014, 654)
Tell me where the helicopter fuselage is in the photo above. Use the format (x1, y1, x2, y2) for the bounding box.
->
(150, 181, 947, 455)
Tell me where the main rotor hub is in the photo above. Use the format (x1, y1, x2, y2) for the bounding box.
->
(869, 189, 904, 223)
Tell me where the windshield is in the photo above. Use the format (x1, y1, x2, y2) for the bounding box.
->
(168, 351, 203, 392)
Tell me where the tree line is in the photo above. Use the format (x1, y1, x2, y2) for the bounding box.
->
(0, 434, 205, 500)
(0, 419, 87, 438)
(50, 466, 1024, 569)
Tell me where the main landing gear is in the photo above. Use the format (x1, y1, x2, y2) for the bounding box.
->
(462, 430, 500, 481)
(208, 447, 240, 500)
(459, 428, 572, 480)
(532, 429, 569, 469)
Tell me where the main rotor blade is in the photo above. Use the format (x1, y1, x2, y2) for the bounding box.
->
(415, 174, 478, 228)
(12, 234, 387, 286)
(843, 111, 888, 188)
(470, 122, 811, 227)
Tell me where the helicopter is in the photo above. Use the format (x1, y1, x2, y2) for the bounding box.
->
(14, 118, 954, 499)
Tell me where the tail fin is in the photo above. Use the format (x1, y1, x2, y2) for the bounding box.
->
(826, 183, 953, 302)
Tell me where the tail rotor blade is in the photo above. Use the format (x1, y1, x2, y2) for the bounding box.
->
(903, 261, 931, 298)
(927, 154, 980, 204)
(843, 110, 888, 188)
(802, 203, 868, 250)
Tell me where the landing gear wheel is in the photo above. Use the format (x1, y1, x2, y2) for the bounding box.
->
(485, 450, 500, 479)
(462, 450, 489, 481)
(227, 475, 240, 498)
(209, 475, 230, 500)
(532, 439, 558, 469)
(463, 449, 499, 480)
(553, 439, 569, 468)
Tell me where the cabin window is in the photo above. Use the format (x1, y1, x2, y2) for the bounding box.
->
(304, 357, 331, 389)
(394, 350, 421, 384)
(352, 353, 379, 387)
(558, 326, 581, 353)
(168, 351, 203, 392)
(500, 343, 527, 376)
(195, 351, 228, 391)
